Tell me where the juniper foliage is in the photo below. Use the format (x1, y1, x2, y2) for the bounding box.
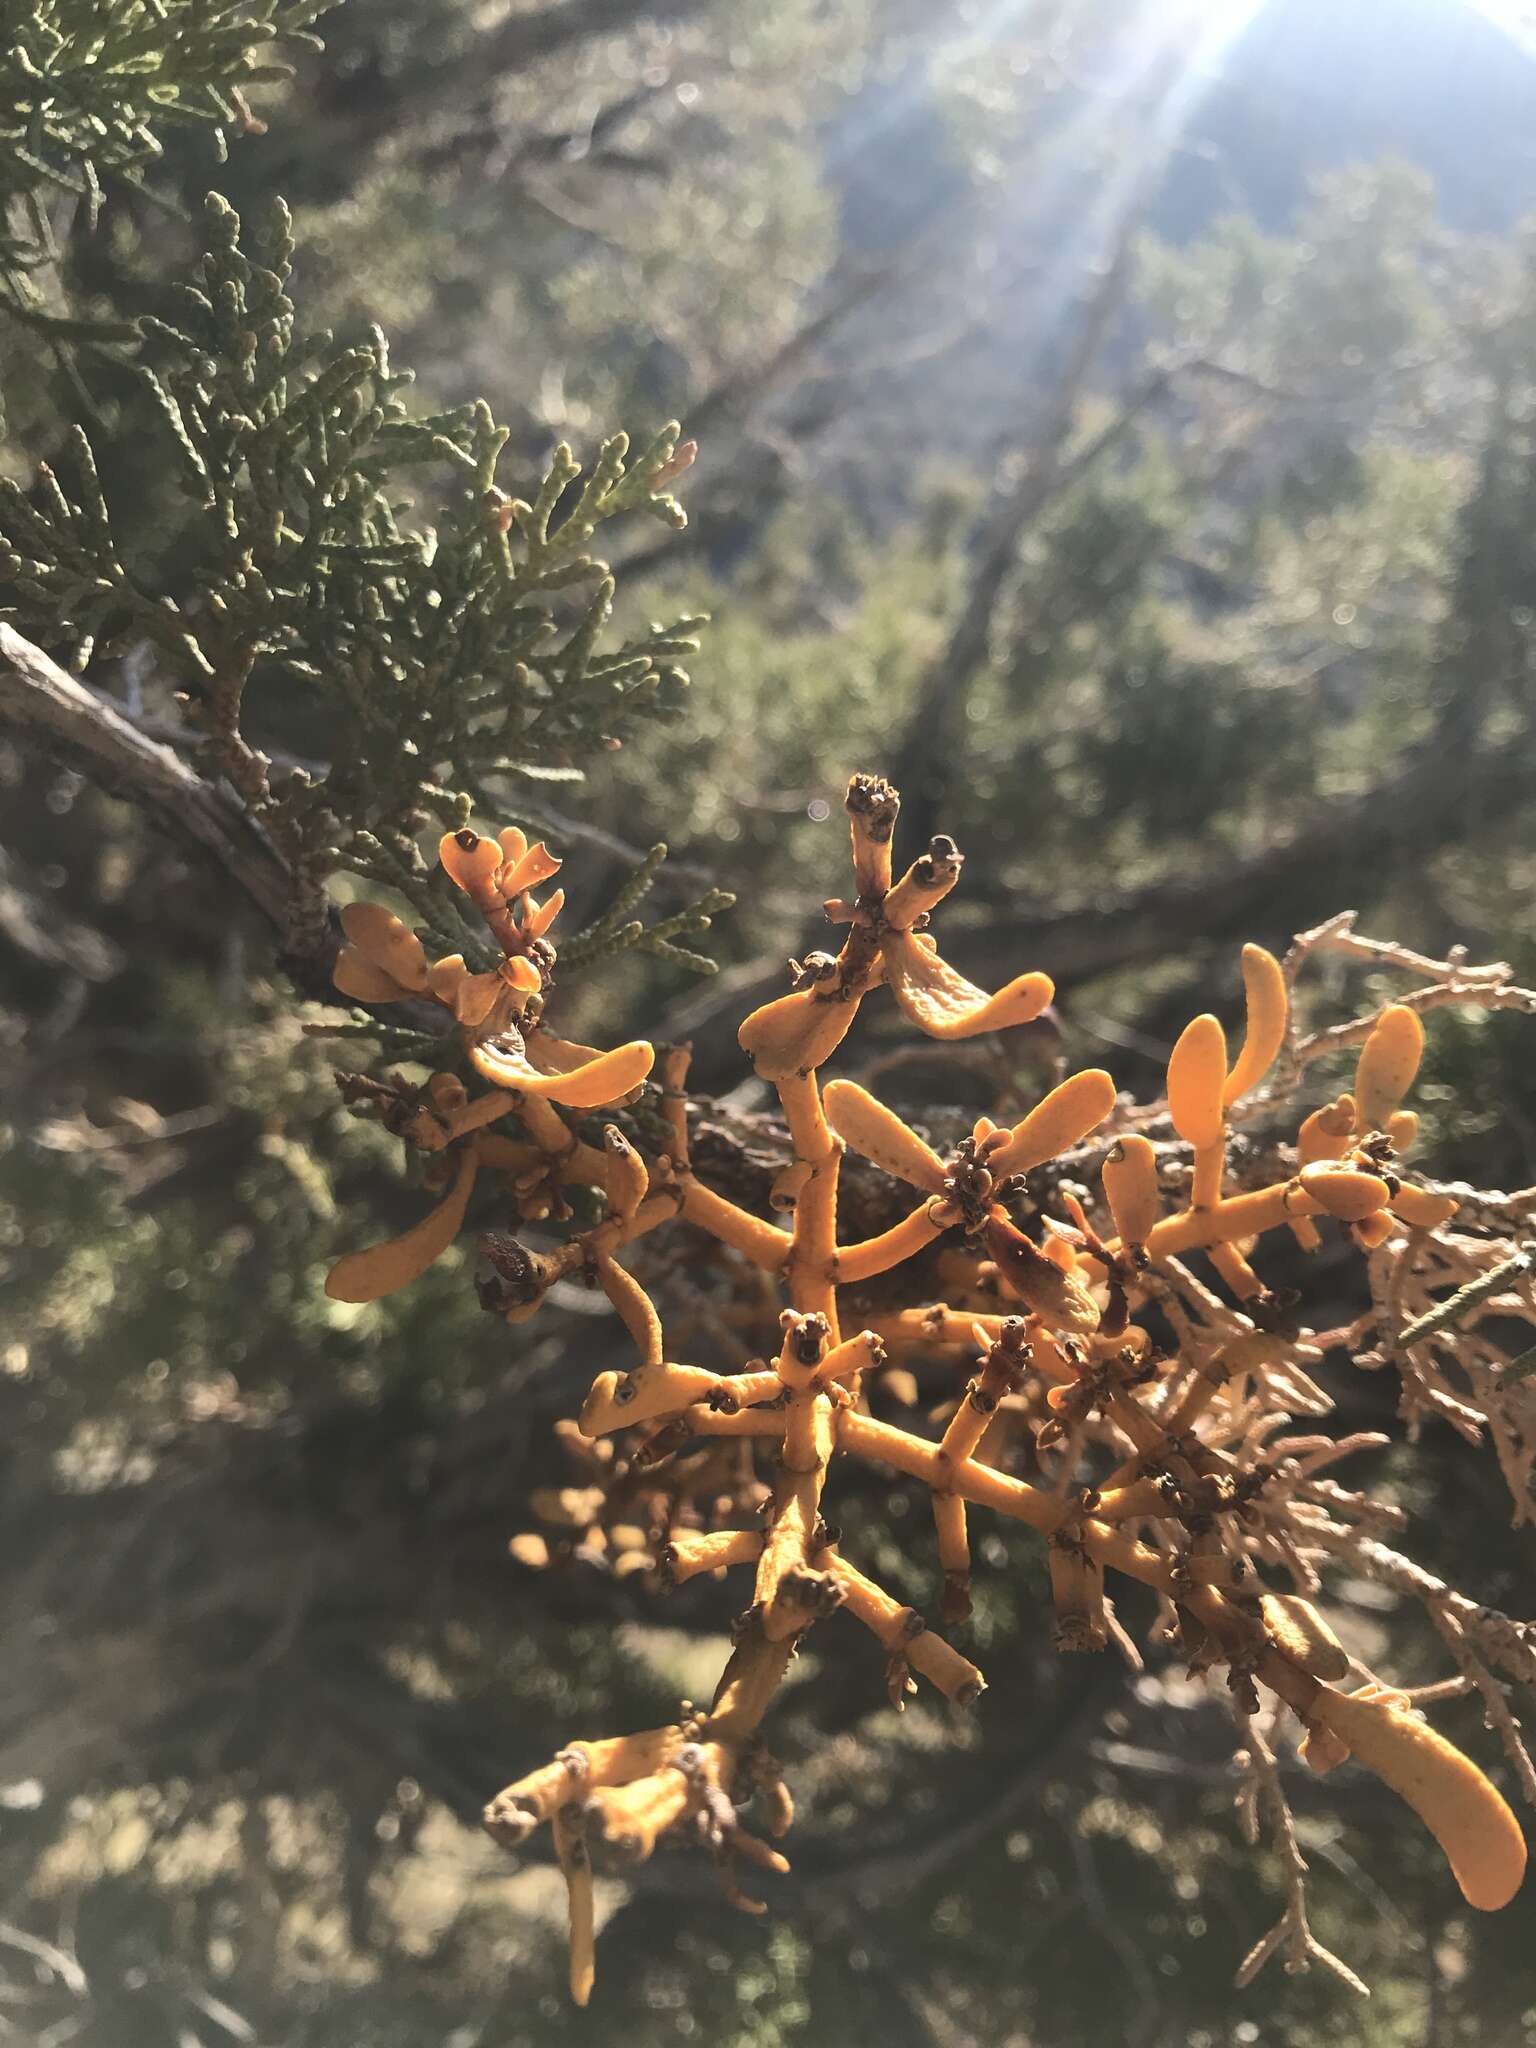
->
(0, 187, 722, 965)
(0, 0, 330, 291)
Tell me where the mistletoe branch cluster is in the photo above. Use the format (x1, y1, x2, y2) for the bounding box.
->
(320, 770, 1536, 2006)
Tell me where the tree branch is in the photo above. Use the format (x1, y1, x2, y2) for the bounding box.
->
(956, 735, 1534, 986)
(0, 622, 292, 934)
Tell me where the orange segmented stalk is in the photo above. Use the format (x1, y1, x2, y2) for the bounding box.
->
(676, 1178, 790, 1269)
(845, 770, 900, 895)
(738, 983, 868, 1081)
(1167, 1013, 1227, 1153)
(882, 932, 1053, 1039)
(334, 946, 415, 1004)
(584, 1768, 695, 1864)
(600, 1125, 649, 1219)
(1144, 1179, 1322, 1259)
(755, 1315, 836, 1639)
(987, 1068, 1117, 1177)
(1298, 1162, 1391, 1221)
(1223, 944, 1288, 1107)
(663, 1529, 765, 1584)
(1102, 1134, 1162, 1248)
(834, 1201, 947, 1283)
(822, 1078, 946, 1190)
(1390, 1183, 1459, 1229)
(1208, 1240, 1264, 1300)
(484, 1726, 684, 1843)
(1262, 1594, 1351, 1681)
(931, 1488, 970, 1576)
(778, 1073, 842, 1330)
(883, 841, 966, 929)
(1191, 1142, 1225, 1212)
(471, 1032, 654, 1105)
(1312, 1686, 1527, 1911)
(325, 1142, 480, 1302)
(822, 1550, 985, 1704)
(812, 1329, 886, 1388)
(338, 901, 429, 989)
(1354, 1003, 1426, 1132)
(1048, 1531, 1107, 1652)
(552, 1808, 596, 2007)
(594, 1254, 663, 1367)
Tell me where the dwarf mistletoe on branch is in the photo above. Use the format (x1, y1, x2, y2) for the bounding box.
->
(323, 770, 1536, 2007)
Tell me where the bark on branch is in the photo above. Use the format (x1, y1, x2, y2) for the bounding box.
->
(0, 623, 292, 934)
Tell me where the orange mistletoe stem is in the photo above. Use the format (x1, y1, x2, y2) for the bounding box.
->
(778, 1071, 843, 1331)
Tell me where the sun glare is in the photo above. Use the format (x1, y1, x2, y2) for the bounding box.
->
(1462, 0, 1536, 57)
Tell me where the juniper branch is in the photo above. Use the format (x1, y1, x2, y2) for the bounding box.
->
(1394, 1246, 1534, 1352)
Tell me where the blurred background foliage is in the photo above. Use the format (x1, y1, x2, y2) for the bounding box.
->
(3, 0, 1536, 2043)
